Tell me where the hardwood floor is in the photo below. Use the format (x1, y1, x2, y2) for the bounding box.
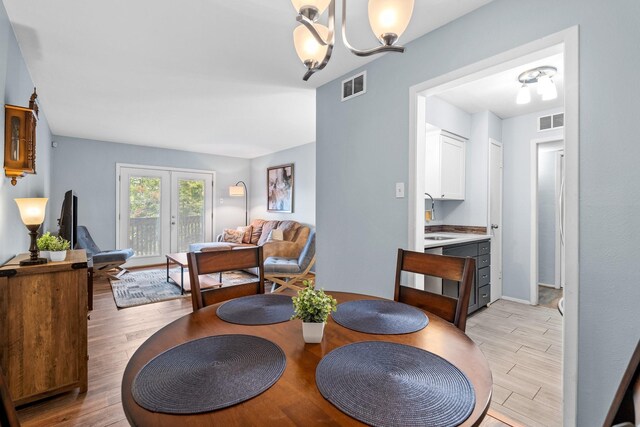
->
(467, 299, 563, 427)
(15, 275, 536, 426)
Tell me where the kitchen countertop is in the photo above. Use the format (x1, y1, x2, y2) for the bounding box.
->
(424, 232, 491, 249)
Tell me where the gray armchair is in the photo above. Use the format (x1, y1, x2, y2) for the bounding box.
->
(265, 229, 316, 293)
(75, 226, 134, 275)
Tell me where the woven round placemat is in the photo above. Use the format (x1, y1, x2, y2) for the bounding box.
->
(331, 300, 428, 334)
(131, 335, 286, 414)
(316, 341, 475, 427)
(216, 294, 294, 325)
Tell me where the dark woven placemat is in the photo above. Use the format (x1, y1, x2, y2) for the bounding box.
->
(131, 335, 286, 414)
(331, 300, 428, 334)
(316, 341, 475, 427)
(216, 294, 294, 325)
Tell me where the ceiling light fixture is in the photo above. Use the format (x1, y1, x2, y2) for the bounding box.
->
(292, 0, 415, 81)
(516, 66, 558, 104)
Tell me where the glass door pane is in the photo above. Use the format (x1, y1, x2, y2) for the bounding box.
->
(177, 178, 205, 253)
(128, 176, 162, 256)
(171, 171, 213, 253)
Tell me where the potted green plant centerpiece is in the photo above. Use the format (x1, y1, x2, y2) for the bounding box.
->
(291, 280, 337, 343)
(36, 231, 57, 260)
(49, 236, 71, 262)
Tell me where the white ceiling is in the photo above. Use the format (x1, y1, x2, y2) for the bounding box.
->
(2, 0, 493, 158)
(435, 52, 564, 119)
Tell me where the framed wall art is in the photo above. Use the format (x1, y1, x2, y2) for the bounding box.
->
(267, 163, 294, 213)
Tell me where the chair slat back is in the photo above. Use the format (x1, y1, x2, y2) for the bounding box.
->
(187, 247, 265, 311)
(394, 249, 475, 332)
(0, 368, 20, 427)
(604, 339, 640, 426)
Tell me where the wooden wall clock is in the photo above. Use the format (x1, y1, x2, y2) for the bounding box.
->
(4, 88, 38, 186)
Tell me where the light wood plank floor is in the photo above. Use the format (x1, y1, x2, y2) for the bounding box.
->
(16, 276, 526, 426)
(467, 299, 563, 427)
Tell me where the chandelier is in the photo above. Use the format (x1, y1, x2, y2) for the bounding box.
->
(291, 0, 415, 81)
(516, 66, 558, 105)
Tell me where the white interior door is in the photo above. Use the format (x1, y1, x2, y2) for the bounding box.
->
(488, 140, 503, 302)
(118, 166, 214, 266)
(119, 167, 171, 266)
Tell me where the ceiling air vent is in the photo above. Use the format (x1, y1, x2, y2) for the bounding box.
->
(538, 112, 564, 132)
(342, 71, 366, 102)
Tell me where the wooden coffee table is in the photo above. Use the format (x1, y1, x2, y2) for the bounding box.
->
(165, 253, 221, 294)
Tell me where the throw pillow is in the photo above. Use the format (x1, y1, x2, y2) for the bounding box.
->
(236, 226, 253, 244)
(266, 228, 284, 242)
(222, 228, 244, 244)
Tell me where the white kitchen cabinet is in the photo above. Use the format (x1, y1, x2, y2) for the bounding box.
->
(425, 131, 466, 200)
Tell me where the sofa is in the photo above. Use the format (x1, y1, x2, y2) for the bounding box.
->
(189, 219, 315, 291)
(189, 219, 311, 260)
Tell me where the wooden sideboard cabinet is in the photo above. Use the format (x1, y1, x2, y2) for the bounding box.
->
(0, 250, 88, 406)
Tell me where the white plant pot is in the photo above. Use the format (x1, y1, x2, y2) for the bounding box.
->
(50, 250, 67, 262)
(39, 250, 50, 260)
(302, 322, 325, 343)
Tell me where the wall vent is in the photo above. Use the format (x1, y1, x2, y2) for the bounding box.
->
(341, 71, 366, 101)
(538, 113, 564, 131)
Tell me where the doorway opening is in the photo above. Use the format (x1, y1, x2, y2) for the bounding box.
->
(408, 27, 578, 425)
(532, 139, 565, 307)
(116, 164, 215, 266)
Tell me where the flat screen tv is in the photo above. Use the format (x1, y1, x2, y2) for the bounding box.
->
(58, 190, 78, 249)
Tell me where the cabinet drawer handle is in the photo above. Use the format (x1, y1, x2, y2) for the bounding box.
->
(441, 194, 445, 198)
(481, 246, 489, 251)
(481, 293, 488, 298)
(482, 260, 488, 264)
(482, 275, 488, 279)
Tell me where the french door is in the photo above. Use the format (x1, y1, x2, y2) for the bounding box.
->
(118, 166, 214, 266)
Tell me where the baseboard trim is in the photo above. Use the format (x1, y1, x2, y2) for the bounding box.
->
(500, 296, 532, 305)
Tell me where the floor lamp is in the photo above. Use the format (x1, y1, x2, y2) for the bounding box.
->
(229, 181, 248, 226)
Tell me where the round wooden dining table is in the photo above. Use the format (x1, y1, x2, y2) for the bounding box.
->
(121, 292, 493, 426)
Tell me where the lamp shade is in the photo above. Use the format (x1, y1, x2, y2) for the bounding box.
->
(539, 75, 558, 100)
(516, 84, 531, 105)
(229, 185, 245, 197)
(15, 198, 47, 225)
(368, 0, 414, 42)
(293, 24, 330, 67)
(291, 0, 331, 14)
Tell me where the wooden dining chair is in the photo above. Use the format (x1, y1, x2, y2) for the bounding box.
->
(1, 368, 20, 427)
(187, 246, 265, 311)
(394, 249, 475, 332)
(604, 339, 640, 426)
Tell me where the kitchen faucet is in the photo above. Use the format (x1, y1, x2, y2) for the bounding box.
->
(425, 193, 435, 221)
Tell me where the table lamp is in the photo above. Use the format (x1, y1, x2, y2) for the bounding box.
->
(229, 181, 248, 226)
(15, 197, 48, 266)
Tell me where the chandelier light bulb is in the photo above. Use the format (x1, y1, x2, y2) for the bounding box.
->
(293, 24, 330, 68)
(540, 77, 558, 101)
(516, 84, 531, 105)
(368, 0, 414, 43)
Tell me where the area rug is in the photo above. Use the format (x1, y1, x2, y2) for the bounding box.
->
(109, 268, 258, 309)
(538, 285, 563, 310)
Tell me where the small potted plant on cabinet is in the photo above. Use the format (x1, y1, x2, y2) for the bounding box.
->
(291, 280, 337, 343)
(49, 236, 71, 262)
(36, 231, 57, 261)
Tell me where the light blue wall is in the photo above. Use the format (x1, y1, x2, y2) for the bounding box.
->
(316, 0, 640, 423)
(249, 142, 315, 226)
(538, 150, 557, 285)
(501, 106, 563, 300)
(438, 110, 500, 227)
(49, 136, 250, 250)
(0, 4, 52, 263)
(425, 96, 471, 138)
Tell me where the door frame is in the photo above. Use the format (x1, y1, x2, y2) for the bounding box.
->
(487, 138, 503, 302)
(407, 26, 579, 425)
(115, 163, 217, 258)
(530, 138, 564, 305)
